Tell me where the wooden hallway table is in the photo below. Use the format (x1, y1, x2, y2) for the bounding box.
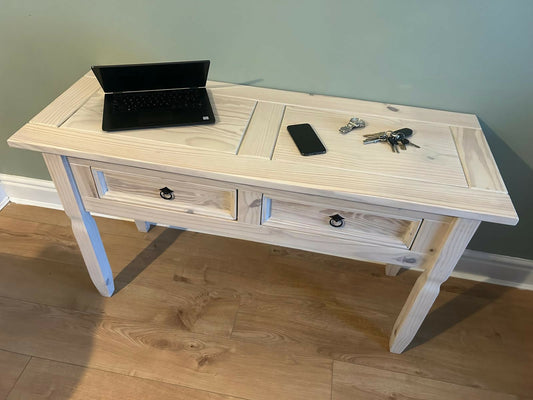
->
(7, 71, 518, 353)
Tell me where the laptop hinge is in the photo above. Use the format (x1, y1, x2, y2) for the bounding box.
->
(110, 87, 202, 95)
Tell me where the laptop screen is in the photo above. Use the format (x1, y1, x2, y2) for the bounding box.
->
(91, 60, 210, 93)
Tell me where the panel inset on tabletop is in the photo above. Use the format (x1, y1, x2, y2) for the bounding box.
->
(61, 90, 257, 154)
(272, 106, 468, 188)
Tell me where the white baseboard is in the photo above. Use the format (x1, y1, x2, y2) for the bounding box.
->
(1, 173, 532, 290)
(0, 183, 8, 211)
(0, 173, 62, 210)
(453, 250, 533, 290)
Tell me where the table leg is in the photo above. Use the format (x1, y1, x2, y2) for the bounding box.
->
(134, 220, 152, 232)
(385, 264, 402, 276)
(389, 218, 480, 353)
(43, 154, 114, 297)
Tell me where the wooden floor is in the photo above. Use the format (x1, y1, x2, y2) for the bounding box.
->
(0, 203, 531, 400)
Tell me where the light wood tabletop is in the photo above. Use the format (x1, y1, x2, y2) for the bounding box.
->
(7, 71, 518, 353)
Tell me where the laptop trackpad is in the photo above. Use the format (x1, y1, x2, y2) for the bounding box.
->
(138, 111, 176, 125)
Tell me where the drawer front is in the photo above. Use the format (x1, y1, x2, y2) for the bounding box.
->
(262, 196, 422, 249)
(92, 165, 237, 220)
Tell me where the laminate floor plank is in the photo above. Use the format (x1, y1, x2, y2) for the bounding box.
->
(332, 361, 522, 400)
(0, 349, 30, 399)
(0, 209, 241, 336)
(0, 203, 274, 258)
(170, 245, 533, 396)
(0, 296, 332, 400)
(0, 214, 178, 271)
(8, 357, 244, 400)
(228, 265, 533, 397)
(0, 203, 72, 227)
(163, 239, 533, 396)
(0, 253, 241, 337)
(1, 204, 532, 399)
(129, 247, 533, 396)
(1, 203, 143, 236)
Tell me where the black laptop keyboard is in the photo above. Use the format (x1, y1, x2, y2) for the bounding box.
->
(112, 88, 206, 113)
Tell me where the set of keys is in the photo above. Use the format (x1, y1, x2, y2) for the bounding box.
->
(338, 117, 421, 153)
(363, 128, 420, 153)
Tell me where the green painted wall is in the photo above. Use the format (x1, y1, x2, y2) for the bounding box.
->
(1, 0, 532, 259)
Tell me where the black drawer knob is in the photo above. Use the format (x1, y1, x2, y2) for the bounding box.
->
(329, 214, 345, 228)
(159, 187, 175, 200)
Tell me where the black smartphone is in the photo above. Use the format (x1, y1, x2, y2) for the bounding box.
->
(286, 123, 327, 156)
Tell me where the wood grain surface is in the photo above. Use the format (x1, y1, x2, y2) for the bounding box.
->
(450, 126, 507, 192)
(0, 350, 29, 398)
(332, 362, 520, 400)
(43, 153, 114, 296)
(263, 196, 421, 248)
(205, 80, 482, 129)
(9, 123, 517, 224)
(30, 75, 100, 127)
(0, 296, 331, 400)
(273, 105, 468, 187)
(7, 72, 518, 225)
(0, 204, 531, 399)
(62, 89, 256, 154)
(8, 357, 246, 400)
(389, 218, 481, 353)
(6, 72, 517, 356)
(238, 101, 285, 158)
(98, 167, 237, 220)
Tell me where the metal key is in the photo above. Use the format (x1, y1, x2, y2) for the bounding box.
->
(393, 128, 414, 151)
(364, 128, 412, 139)
(390, 132, 404, 151)
(401, 138, 420, 148)
(339, 117, 366, 134)
(362, 127, 415, 153)
(363, 134, 388, 144)
(363, 130, 391, 138)
(398, 139, 407, 150)
(387, 136, 400, 153)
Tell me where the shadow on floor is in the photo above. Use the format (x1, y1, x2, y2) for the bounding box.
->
(0, 207, 186, 396)
(113, 227, 183, 293)
(406, 280, 512, 351)
(0, 248, 105, 397)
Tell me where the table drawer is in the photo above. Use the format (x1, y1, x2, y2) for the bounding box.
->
(262, 195, 422, 249)
(89, 164, 237, 220)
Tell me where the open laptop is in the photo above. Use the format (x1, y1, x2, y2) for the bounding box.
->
(91, 60, 215, 131)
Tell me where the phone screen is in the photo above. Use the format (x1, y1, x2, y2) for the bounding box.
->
(287, 124, 327, 156)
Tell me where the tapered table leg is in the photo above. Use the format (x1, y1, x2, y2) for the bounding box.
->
(385, 264, 402, 276)
(389, 218, 480, 353)
(134, 220, 152, 232)
(43, 154, 114, 297)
